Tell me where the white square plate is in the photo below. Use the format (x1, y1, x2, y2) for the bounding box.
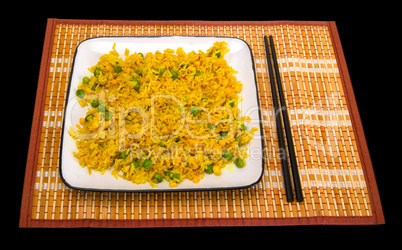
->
(60, 36, 264, 192)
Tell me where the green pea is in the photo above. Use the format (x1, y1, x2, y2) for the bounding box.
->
(190, 107, 199, 116)
(76, 89, 85, 99)
(195, 71, 201, 76)
(133, 159, 141, 168)
(170, 70, 179, 78)
(241, 124, 247, 131)
(142, 159, 153, 169)
(94, 68, 101, 77)
(171, 172, 180, 181)
(205, 165, 213, 174)
(114, 65, 122, 73)
(98, 104, 106, 112)
(91, 99, 99, 108)
(160, 68, 166, 75)
(220, 131, 228, 138)
(83, 76, 90, 84)
(152, 173, 164, 184)
(104, 112, 112, 121)
(235, 158, 245, 168)
(117, 151, 129, 159)
(131, 77, 140, 90)
(222, 150, 233, 160)
(235, 136, 243, 147)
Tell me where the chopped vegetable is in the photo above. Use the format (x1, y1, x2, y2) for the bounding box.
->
(170, 69, 178, 78)
(220, 131, 228, 138)
(205, 165, 213, 174)
(171, 172, 180, 181)
(76, 89, 85, 99)
(84, 114, 94, 122)
(131, 77, 140, 90)
(98, 105, 106, 112)
(235, 158, 245, 168)
(91, 99, 99, 108)
(117, 151, 129, 159)
(114, 65, 122, 73)
(235, 136, 243, 147)
(90, 120, 99, 129)
(190, 107, 200, 116)
(195, 71, 201, 76)
(94, 68, 101, 77)
(142, 159, 153, 169)
(222, 150, 233, 160)
(152, 173, 164, 184)
(133, 159, 141, 168)
(83, 76, 90, 84)
(104, 112, 112, 121)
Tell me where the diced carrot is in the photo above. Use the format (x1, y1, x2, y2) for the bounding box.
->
(192, 176, 200, 183)
(91, 120, 99, 129)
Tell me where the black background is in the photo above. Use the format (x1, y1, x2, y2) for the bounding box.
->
(11, 2, 396, 242)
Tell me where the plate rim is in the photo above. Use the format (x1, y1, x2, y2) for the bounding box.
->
(59, 35, 265, 192)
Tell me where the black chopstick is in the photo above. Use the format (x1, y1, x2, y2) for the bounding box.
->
(264, 36, 294, 202)
(264, 35, 303, 202)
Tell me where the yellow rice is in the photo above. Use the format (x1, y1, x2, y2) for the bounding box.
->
(70, 41, 258, 187)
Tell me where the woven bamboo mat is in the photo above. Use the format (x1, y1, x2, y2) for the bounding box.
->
(20, 19, 384, 227)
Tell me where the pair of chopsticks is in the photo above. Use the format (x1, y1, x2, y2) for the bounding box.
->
(264, 35, 303, 202)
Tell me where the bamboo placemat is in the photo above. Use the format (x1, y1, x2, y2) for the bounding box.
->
(20, 19, 384, 227)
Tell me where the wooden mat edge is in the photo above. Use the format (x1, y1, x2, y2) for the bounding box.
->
(27, 216, 378, 228)
(19, 18, 384, 227)
(328, 22, 384, 224)
(20, 18, 57, 228)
